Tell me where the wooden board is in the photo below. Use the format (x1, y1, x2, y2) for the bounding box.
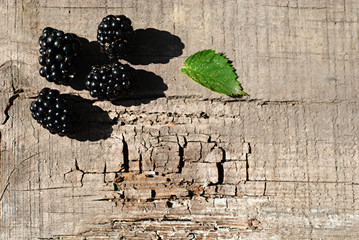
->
(1, 0, 359, 239)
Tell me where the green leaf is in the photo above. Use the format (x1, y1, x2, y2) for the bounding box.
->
(181, 49, 247, 96)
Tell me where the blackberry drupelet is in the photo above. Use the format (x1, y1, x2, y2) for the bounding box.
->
(85, 62, 136, 100)
(38, 27, 81, 85)
(30, 88, 73, 136)
(97, 15, 134, 58)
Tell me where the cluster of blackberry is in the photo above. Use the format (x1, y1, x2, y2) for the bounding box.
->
(30, 88, 73, 136)
(33, 15, 137, 135)
(97, 15, 134, 58)
(86, 62, 135, 100)
(87, 14, 136, 101)
(38, 27, 81, 85)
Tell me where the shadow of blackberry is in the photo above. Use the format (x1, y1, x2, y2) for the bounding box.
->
(124, 28, 185, 65)
(69, 38, 110, 91)
(66, 95, 114, 141)
(68, 28, 178, 104)
(111, 69, 168, 107)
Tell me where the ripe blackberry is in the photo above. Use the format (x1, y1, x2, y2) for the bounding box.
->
(30, 88, 73, 136)
(97, 15, 134, 58)
(85, 62, 136, 100)
(38, 27, 81, 85)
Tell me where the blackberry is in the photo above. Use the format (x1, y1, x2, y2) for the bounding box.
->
(30, 88, 73, 136)
(85, 62, 136, 100)
(38, 27, 81, 85)
(97, 15, 134, 58)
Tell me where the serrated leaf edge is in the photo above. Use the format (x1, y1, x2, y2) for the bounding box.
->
(181, 49, 248, 96)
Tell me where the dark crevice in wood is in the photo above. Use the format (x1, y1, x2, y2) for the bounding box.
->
(188, 190, 195, 200)
(177, 144, 184, 173)
(138, 154, 143, 173)
(217, 163, 224, 185)
(199, 111, 209, 119)
(220, 147, 226, 161)
(114, 218, 157, 223)
(166, 201, 173, 208)
(162, 217, 192, 222)
(246, 160, 249, 181)
(92, 198, 113, 202)
(103, 162, 106, 183)
(2, 61, 23, 125)
(151, 190, 156, 199)
(2, 89, 23, 125)
(246, 143, 251, 181)
(215, 147, 226, 185)
(263, 181, 267, 196)
(155, 232, 163, 240)
(75, 159, 80, 171)
(74, 159, 85, 187)
(122, 137, 129, 172)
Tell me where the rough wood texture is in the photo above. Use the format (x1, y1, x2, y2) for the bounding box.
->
(1, 0, 359, 239)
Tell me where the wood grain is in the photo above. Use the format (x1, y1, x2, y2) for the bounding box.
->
(1, 0, 359, 239)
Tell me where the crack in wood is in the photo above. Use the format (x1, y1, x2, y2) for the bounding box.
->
(122, 136, 129, 172)
(2, 89, 23, 125)
(2, 1, 357, 238)
(0, 153, 40, 201)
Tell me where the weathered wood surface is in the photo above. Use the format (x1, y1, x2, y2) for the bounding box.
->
(1, 0, 359, 239)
